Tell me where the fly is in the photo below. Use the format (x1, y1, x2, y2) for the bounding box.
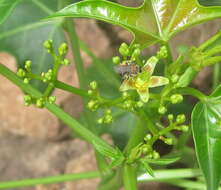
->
(114, 61, 141, 79)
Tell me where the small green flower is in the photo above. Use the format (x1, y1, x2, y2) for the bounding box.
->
(119, 56, 169, 102)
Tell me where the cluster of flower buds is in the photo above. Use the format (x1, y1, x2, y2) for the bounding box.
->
(156, 46, 168, 59)
(97, 109, 113, 124)
(23, 94, 56, 108)
(17, 60, 33, 84)
(16, 40, 71, 108)
(170, 94, 183, 104)
(121, 92, 144, 111)
(167, 114, 189, 132)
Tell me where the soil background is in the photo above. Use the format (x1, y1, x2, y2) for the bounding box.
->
(1, 1, 221, 189)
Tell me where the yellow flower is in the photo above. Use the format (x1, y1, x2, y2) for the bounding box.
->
(120, 56, 169, 102)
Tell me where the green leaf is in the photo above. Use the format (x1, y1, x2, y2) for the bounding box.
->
(192, 86, 221, 190)
(0, 0, 20, 25)
(93, 140, 124, 160)
(0, 0, 65, 91)
(145, 157, 180, 165)
(48, 0, 221, 48)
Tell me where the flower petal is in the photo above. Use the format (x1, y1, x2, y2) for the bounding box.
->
(137, 88, 149, 103)
(119, 79, 135, 91)
(142, 56, 159, 75)
(149, 76, 169, 88)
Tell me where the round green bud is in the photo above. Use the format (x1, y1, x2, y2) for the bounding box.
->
(170, 94, 183, 104)
(59, 43, 68, 56)
(119, 43, 129, 57)
(176, 114, 186, 124)
(24, 60, 32, 70)
(89, 81, 97, 90)
(43, 40, 53, 50)
(158, 106, 167, 115)
(36, 98, 44, 108)
(97, 118, 104, 124)
(17, 69, 26, 77)
(136, 101, 144, 108)
(152, 151, 160, 159)
(122, 92, 129, 99)
(157, 46, 168, 59)
(48, 96, 56, 104)
(112, 56, 121, 64)
(132, 48, 141, 58)
(87, 100, 98, 111)
(62, 59, 70, 66)
(24, 95, 32, 106)
(104, 114, 113, 124)
(144, 134, 152, 141)
(142, 144, 150, 154)
(168, 114, 174, 122)
(164, 138, 173, 145)
(23, 78, 30, 84)
(87, 90, 93, 95)
(106, 109, 112, 114)
(180, 125, 189, 132)
(123, 100, 133, 109)
(171, 74, 179, 83)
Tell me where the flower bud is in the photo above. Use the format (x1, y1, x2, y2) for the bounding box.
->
(24, 95, 32, 106)
(132, 48, 141, 59)
(152, 151, 160, 159)
(170, 94, 183, 104)
(136, 101, 144, 108)
(103, 114, 113, 124)
(171, 74, 179, 83)
(87, 90, 93, 95)
(180, 125, 189, 132)
(176, 114, 186, 124)
(17, 69, 26, 77)
(144, 134, 152, 141)
(24, 60, 32, 71)
(43, 40, 53, 51)
(97, 118, 104, 124)
(164, 138, 173, 145)
(119, 43, 129, 57)
(48, 96, 56, 104)
(59, 43, 68, 56)
(89, 81, 97, 90)
(23, 78, 30, 84)
(122, 92, 129, 99)
(168, 114, 174, 122)
(112, 56, 121, 64)
(87, 100, 98, 111)
(158, 106, 167, 115)
(62, 58, 70, 66)
(36, 98, 45, 108)
(157, 46, 168, 59)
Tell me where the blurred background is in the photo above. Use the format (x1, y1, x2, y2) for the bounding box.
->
(0, 0, 221, 189)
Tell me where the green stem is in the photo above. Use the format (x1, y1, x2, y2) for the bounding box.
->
(0, 171, 100, 189)
(213, 63, 220, 90)
(123, 164, 138, 190)
(0, 63, 115, 153)
(163, 179, 209, 190)
(64, 19, 86, 89)
(138, 168, 201, 182)
(54, 80, 89, 98)
(175, 87, 207, 101)
(199, 29, 221, 51)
